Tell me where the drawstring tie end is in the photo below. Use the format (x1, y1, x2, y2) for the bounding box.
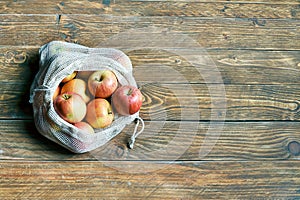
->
(128, 117, 144, 149)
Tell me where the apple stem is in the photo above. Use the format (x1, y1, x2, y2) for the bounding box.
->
(95, 75, 104, 82)
(128, 88, 133, 96)
(63, 94, 71, 100)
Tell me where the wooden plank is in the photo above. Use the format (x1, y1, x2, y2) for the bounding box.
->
(0, 161, 299, 199)
(0, 15, 299, 50)
(1, 80, 300, 120)
(130, 49, 300, 85)
(139, 83, 300, 121)
(133, 0, 299, 3)
(0, 0, 298, 19)
(1, 47, 299, 85)
(1, 120, 299, 160)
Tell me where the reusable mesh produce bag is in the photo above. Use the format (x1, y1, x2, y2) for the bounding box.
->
(29, 41, 144, 153)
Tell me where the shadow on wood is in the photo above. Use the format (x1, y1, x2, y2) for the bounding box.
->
(17, 50, 39, 118)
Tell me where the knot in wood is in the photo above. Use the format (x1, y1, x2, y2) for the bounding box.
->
(288, 141, 300, 156)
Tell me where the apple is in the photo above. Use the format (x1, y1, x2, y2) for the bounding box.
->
(61, 71, 77, 83)
(74, 121, 94, 134)
(76, 71, 94, 80)
(61, 79, 91, 103)
(52, 86, 61, 101)
(85, 98, 114, 129)
(54, 92, 87, 124)
(112, 85, 143, 116)
(88, 70, 118, 98)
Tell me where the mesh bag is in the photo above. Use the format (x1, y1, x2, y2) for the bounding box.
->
(29, 41, 144, 153)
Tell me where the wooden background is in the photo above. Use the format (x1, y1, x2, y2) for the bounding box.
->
(0, 0, 300, 199)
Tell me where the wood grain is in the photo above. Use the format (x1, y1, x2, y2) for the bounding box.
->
(1, 47, 299, 85)
(0, 15, 60, 46)
(0, 15, 299, 50)
(130, 49, 300, 85)
(0, 0, 299, 198)
(139, 83, 300, 121)
(0, 120, 299, 161)
(1, 79, 300, 121)
(0, 161, 299, 199)
(0, 0, 298, 19)
(133, 0, 299, 3)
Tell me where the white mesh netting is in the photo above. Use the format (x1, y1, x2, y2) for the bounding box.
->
(29, 41, 142, 153)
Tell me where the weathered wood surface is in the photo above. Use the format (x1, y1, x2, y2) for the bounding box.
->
(1, 47, 299, 85)
(0, 0, 300, 199)
(0, 0, 299, 19)
(1, 120, 300, 161)
(2, 81, 300, 121)
(1, 161, 300, 199)
(0, 15, 299, 50)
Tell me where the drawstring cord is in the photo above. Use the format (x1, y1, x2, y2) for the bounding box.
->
(34, 85, 51, 92)
(128, 116, 145, 149)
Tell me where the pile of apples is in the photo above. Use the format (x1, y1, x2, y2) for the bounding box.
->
(53, 70, 143, 134)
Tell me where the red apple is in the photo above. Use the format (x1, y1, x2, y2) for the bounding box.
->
(54, 92, 87, 124)
(85, 99, 114, 129)
(88, 70, 118, 98)
(112, 85, 143, 116)
(61, 79, 91, 103)
(61, 71, 77, 83)
(74, 121, 94, 134)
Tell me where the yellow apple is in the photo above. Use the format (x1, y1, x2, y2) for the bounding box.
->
(61, 79, 91, 103)
(85, 99, 114, 129)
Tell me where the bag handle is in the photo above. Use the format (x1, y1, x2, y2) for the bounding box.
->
(128, 117, 145, 149)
